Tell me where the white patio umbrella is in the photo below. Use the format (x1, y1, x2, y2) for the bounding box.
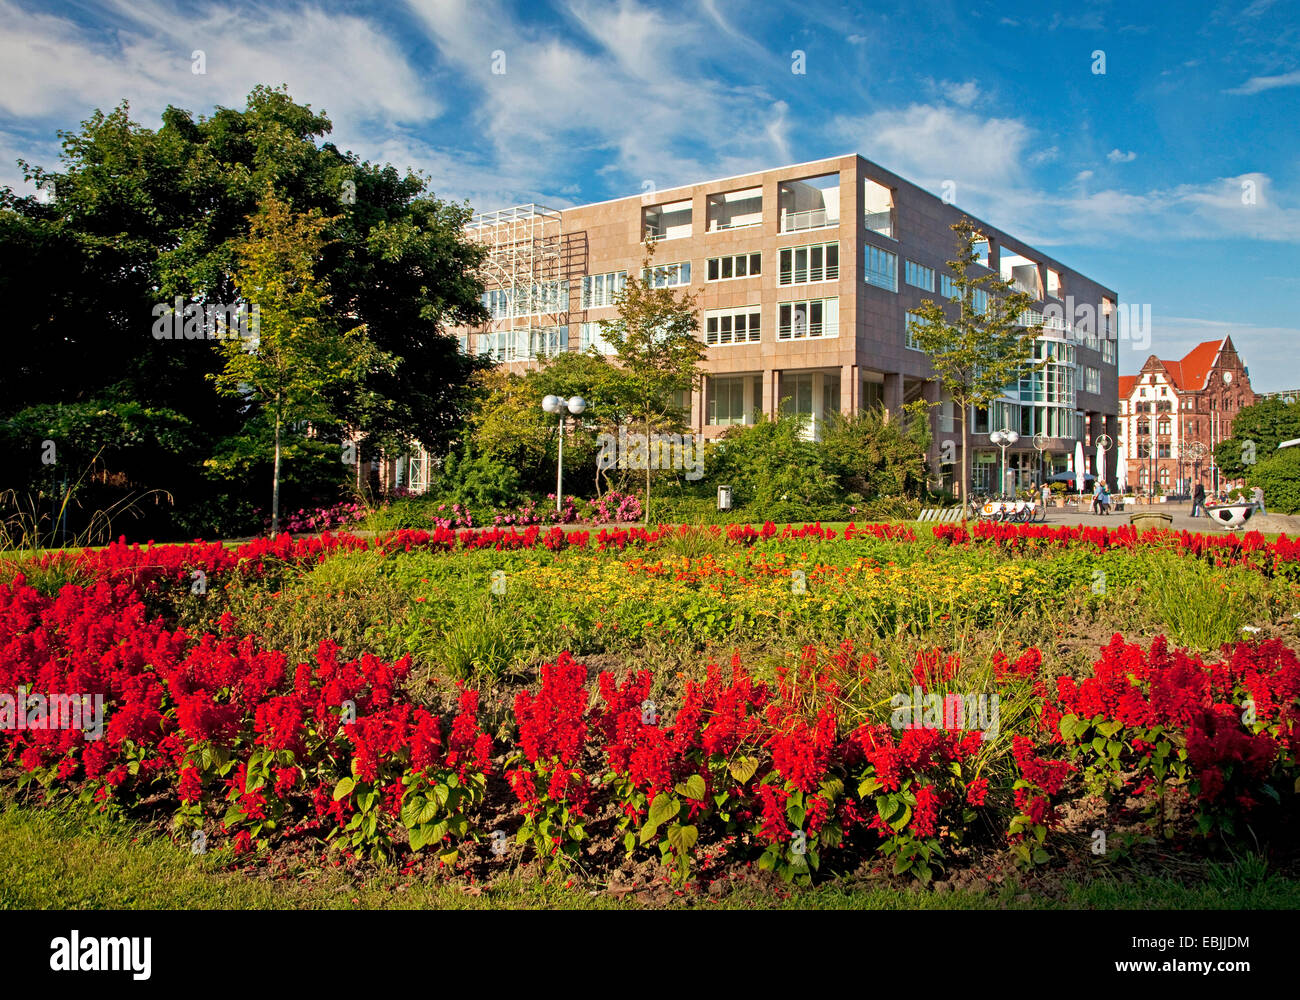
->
(1074, 441, 1085, 494)
(1096, 441, 1106, 491)
(1116, 456, 1128, 493)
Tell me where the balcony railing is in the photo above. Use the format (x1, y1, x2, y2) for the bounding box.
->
(864, 210, 893, 238)
(780, 208, 838, 233)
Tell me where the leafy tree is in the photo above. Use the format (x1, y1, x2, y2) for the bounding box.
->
(595, 244, 706, 518)
(821, 401, 932, 499)
(1248, 447, 1300, 515)
(1214, 397, 1300, 480)
(0, 86, 489, 539)
(210, 191, 386, 533)
(907, 219, 1041, 509)
(713, 414, 839, 508)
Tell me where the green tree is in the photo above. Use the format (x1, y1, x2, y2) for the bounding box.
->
(907, 219, 1041, 509)
(714, 414, 839, 508)
(0, 86, 489, 539)
(210, 192, 386, 534)
(820, 401, 932, 499)
(1213, 397, 1300, 480)
(595, 244, 706, 519)
(1248, 447, 1300, 515)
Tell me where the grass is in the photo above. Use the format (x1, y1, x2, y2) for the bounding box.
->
(5, 802, 1298, 910)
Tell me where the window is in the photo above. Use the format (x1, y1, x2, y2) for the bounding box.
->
(707, 187, 762, 231)
(863, 178, 895, 238)
(643, 261, 691, 288)
(779, 173, 839, 232)
(864, 245, 897, 291)
(940, 274, 959, 299)
(1137, 418, 1150, 436)
(904, 260, 935, 291)
(482, 280, 569, 319)
(707, 375, 760, 425)
(1137, 442, 1151, 458)
(581, 271, 626, 309)
(704, 306, 761, 346)
(1157, 418, 1171, 436)
(643, 199, 692, 240)
(779, 243, 839, 285)
(707, 253, 761, 281)
(480, 326, 569, 362)
(905, 310, 928, 351)
(1047, 268, 1062, 298)
(973, 289, 988, 316)
(778, 297, 839, 339)
(1084, 366, 1100, 394)
(1102, 337, 1116, 365)
(580, 322, 615, 355)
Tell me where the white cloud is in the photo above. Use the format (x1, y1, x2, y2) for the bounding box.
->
(1225, 69, 1300, 95)
(1107, 149, 1138, 163)
(1131, 316, 1300, 394)
(942, 80, 979, 107)
(1028, 146, 1059, 165)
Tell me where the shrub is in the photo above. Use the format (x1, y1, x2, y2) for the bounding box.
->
(1249, 448, 1300, 515)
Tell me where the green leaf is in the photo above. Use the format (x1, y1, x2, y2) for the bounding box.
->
(674, 774, 706, 801)
(729, 756, 760, 784)
(858, 776, 882, 797)
(666, 824, 698, 856)
(332, 776, 355, 801)
(647, 793, 680, 830)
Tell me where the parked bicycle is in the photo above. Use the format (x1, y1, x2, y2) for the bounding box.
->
(968, 493, 1045, 523)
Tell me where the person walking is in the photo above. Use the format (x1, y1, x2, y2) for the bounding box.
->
(1254, 485, 1266, 515)
(1041, 482, 1051, 509)
(1192, 482, 1206, 518)
(1091, 481, 1104, 515)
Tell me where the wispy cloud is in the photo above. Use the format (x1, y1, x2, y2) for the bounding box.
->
(1225, 69, 1300, 95)
(1107, 149, 1138, 163)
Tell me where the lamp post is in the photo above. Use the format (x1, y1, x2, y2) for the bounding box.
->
(542, 394, 587, 512)
(1032, 432, 1048, 487)
(989, 428, 1020, 497)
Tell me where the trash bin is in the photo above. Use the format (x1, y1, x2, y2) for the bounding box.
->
(717, 485, 732, 511)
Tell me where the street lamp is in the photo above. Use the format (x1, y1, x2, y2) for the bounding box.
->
(542, 394, 587, 512)
(989, 428, 1020, 497)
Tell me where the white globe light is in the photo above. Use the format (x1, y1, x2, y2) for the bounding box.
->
(567, 396, 587, 415)
(541, 395, 561, 414)
(1005, 430, 1020, 445)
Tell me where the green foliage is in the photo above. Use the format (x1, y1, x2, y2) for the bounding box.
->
(907, 218, 1040, 506)
(1214, 397, 1300, 480)
(820, 403, 932, 499)
(711, 414, 839, 508)
(1248, 447, 1300, 514)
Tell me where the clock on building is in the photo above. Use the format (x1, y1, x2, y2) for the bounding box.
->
(1223, 371, 1232, 383)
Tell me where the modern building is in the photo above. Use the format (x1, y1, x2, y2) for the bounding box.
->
(1116, 337, 1259, 495)
(450, 154, 1120, 495)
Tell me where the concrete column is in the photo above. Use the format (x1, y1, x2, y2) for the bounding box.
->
(766, 369, 782, 419)
(840, 364, 856, 416)
(883, 371, 904, 422)
(695, 375, 707, 433)
(742, 375, 756, 425)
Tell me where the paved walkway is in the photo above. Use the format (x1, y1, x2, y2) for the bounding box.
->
(1031, 501, 1300, 534)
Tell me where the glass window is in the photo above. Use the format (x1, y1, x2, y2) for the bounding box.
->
(904, 260, 935, 291)
(864, 245, 897, 291)
(777, 297, 839, 339)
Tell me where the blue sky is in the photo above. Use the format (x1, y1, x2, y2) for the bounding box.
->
(2, 0, 1298, 389)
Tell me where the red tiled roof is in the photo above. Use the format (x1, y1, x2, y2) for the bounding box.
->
(1118, 375, 1137, 397)
(1171, 340, 1224, 391)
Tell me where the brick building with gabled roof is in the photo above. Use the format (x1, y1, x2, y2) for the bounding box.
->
(1116, 336, 1258, 496)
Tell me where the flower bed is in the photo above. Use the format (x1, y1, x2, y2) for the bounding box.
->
(3, 551, 1298, 883)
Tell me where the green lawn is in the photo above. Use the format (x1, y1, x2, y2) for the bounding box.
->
(4, 803, 1297, 910)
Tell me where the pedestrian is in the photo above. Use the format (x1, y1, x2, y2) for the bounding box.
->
(1091, 481, 1104, 515)
(1041, 482, 1051, 508)
(1192, 482, 1205, 518)
(1254, 485, 1266, 515)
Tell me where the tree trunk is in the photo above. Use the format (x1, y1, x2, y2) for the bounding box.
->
(959, 400, 970, 520)
(271, 401, 282, 536)
(644, 406, 652, 526)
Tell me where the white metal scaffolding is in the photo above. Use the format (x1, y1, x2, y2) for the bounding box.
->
(464, 204, 568, 363)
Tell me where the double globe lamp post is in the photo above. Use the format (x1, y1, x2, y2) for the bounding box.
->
(541, 394, 587, 513)
(989, 427, 1020, 497)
